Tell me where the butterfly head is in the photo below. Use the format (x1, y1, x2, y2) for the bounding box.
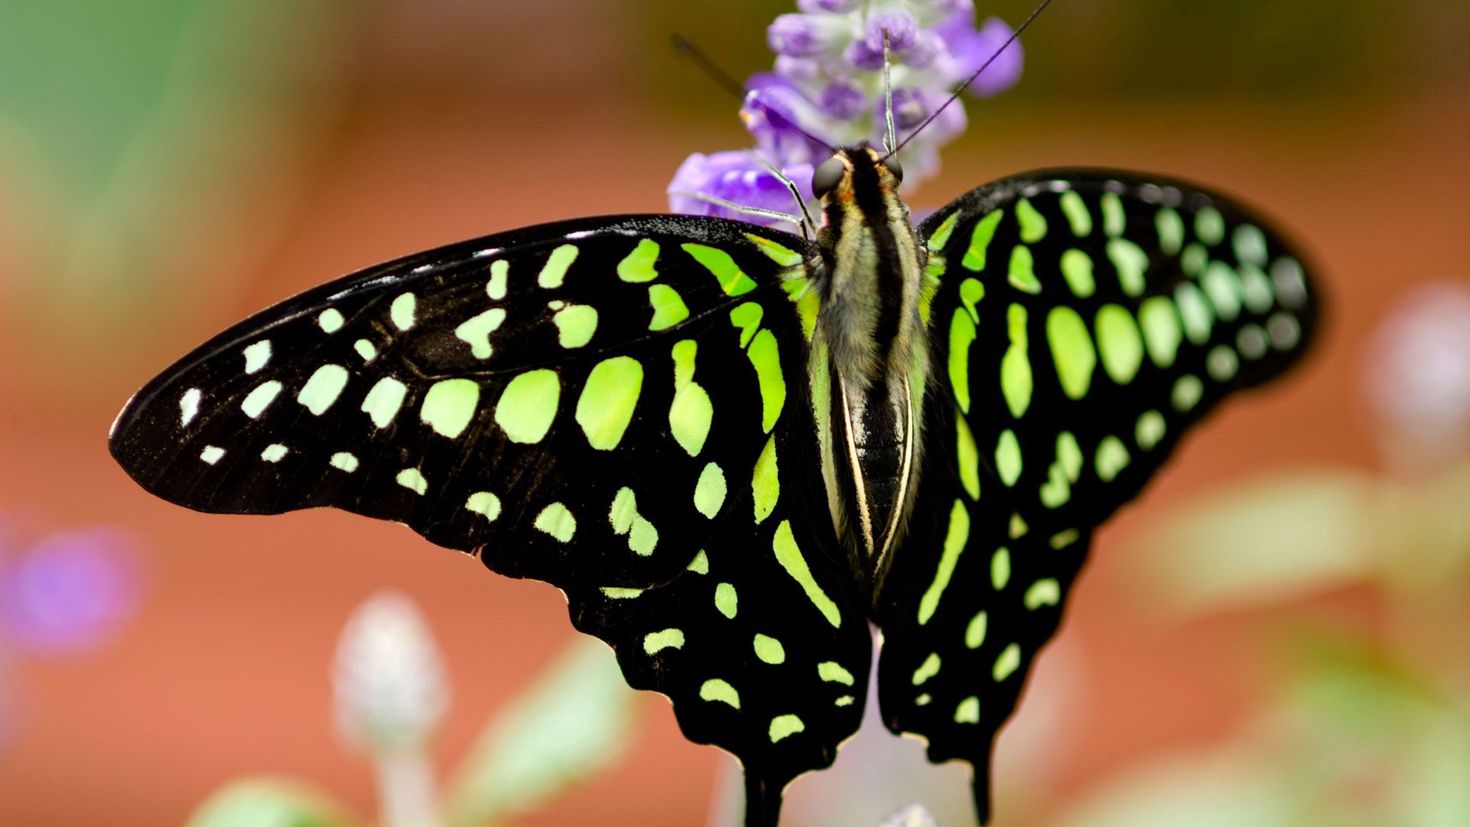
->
(811, 145, 904, 208)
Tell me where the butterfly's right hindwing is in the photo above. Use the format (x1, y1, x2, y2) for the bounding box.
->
(108, 215, 815, 591)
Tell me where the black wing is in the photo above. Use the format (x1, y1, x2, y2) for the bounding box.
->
(875, 170, 1320, 822)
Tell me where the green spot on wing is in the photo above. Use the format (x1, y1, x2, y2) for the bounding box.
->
(948, 310, 977, 414)
(538, 244, 578, 289)
(769, 714, 805, 743)
(643, 628, 684, 654)
(694, 462, 727, 518)
(495, 369, 561, 444)
(772, 520, 840, 628)
(714, 583, 738, 619)
(962, 210, 1003, 271)
(534, 502, 577, 542)
(753, 634, 786, 664)
(1007, 246, 1040, 293)
(1107, 238, 1149, 296)
(647, 284, 689, 331)
(729, 302, 764, 348)
(1001, 303, 1032, 418)
(617, 238, 660, 282)
(1024, 578, 1062, 609)
(1138, 296, 1183, 368)
(1156, 207, 1185, 256)
(700, 679, 740, 708)
(955, 415, 981, 501)
(751, 435, 780, 523)
(683, 243, 757, 296)
(553, 304, 598, 348)
(1059, 190, 1092, 236)
(911, 652, 942, 686)
(917, 500, 970, 625)
(1016, 198, 1048, 243)
(745, 233, 804, 267)
(1096, 304, 1145, 384)
(575, 357, 642, 450)
(1060, 249, 1095, 298)
(818, 661, 854, 685)
(420, 378, 480, 439)
(926, 211, 960, 251)
(747, 329, 786, 432)
(996, 429, 1022, 486)
(1047, 306, 1096, 400)
(993, 643, 1022, 681)
(965, 612, 988, 649)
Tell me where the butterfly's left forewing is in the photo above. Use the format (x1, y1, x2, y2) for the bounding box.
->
(875, 171, 1320, 820)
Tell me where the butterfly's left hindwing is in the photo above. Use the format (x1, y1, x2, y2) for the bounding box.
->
(875, 170, 1319, 820)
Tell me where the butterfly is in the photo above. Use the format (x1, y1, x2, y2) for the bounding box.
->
(108, 145, 1317, 825)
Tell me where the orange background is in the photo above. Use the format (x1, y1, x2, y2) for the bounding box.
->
(1, 1, 1466, 825)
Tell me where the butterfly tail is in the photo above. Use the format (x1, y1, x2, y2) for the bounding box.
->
(743, 772, 785, 827)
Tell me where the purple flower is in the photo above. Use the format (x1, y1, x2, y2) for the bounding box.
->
(670, 0, 1027, 220)
(667, 151, 814, 225)
(0, 527, 140, 654)
(768, 13, 849, 57)
(820, 81, 867, 120)
(865, 11, 920, 52)
(939, 16, 1023, 96)
(887, 87, 930, 131)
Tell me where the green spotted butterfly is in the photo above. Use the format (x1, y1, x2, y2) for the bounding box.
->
(109, 145, 1317, 825)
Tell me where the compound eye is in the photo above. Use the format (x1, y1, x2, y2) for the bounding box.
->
(882, 154, 904, 183)
(812, 156, 845, 198)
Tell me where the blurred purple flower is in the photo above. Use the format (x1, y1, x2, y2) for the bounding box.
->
(938, 16, 1024, 97)
(669, 0, 1026, 225)
(1362, 281, 1470, 467)
(0, 527, 141, 654)
(667, 152, 815, 222)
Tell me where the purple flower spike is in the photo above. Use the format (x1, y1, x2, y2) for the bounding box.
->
(944, 16, 1023, 96)
(768, 13, 847, 57)
(670, 0, 1026, 221)
(865, 11, 920, 52)
(0, 528, 141, 655)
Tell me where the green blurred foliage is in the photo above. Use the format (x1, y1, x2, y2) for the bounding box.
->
(445, 639, 638, 827)
(186, 780, 364, 827)
(184, 637, 638, 827)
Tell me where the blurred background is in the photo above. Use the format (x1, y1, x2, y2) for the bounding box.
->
(1, 0, 1467, 825)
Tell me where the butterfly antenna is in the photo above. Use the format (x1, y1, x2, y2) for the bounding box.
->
(881, 31, 898, 154)
(885, 0, 1055, 159)
(673, 33, 836, 154)
(671, 34, 748, 100)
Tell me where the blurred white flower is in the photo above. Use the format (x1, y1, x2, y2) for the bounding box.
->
(879, 803, 939, 827)
(332, 591, 447, 827)
(1363, 281, 1470, 469)
(332, 590, 449, 754)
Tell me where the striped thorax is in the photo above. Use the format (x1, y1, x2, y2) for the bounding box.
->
(810, 145, 930, 595)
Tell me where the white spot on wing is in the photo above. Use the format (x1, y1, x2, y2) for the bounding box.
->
(179, 388, 202, 426)
(260, 443, 289, 462)
(242, 340, 271, 374)
(318, 308, 345, 333)
(240, 381, 283, 419)
(199, 445, 225, 464)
